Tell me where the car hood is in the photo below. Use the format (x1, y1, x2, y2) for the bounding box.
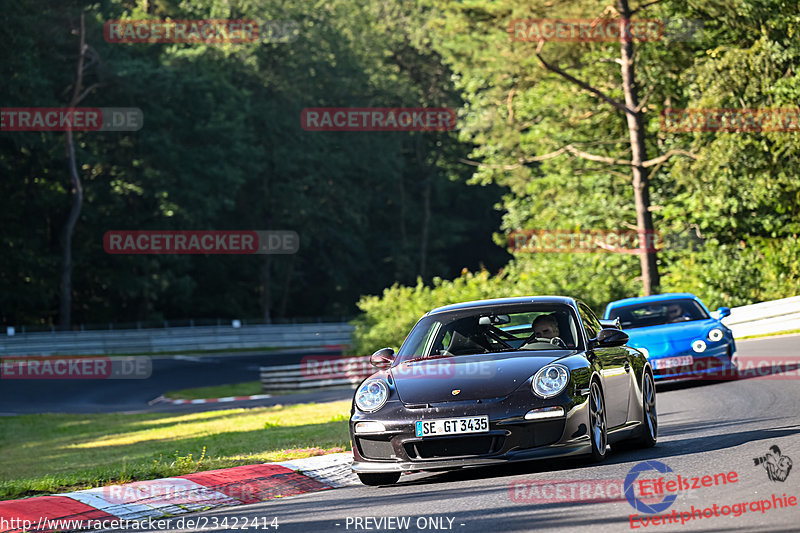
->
(391, 351, 575, 404)
(623, 319, 720, 357)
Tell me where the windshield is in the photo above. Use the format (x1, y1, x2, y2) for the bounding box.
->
(396, 304, 582, 362)
(608, 299, 709, 329)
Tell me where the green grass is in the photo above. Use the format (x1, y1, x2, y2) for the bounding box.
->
(0, 400, 351, 501)
(164, 381, 263, 400)
(737, 328, 800, 340)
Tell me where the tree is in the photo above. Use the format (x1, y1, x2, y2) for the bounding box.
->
(422, 0, 706, 295)
(60, 14, 102, 329)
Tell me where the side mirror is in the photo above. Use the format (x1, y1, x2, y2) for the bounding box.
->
(370, 347, 395, 369)
(594, 328, 629, 348)
(599, 318, 621, 330)
(717, 307, 731, 319)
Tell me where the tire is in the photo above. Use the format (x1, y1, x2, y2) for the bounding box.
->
(588, 380, 608, 462)
(724, 347, 740, 381)
(357, 472, 401, 486)
(636, 370, 658, 448)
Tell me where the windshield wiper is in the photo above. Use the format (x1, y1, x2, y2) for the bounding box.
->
(403, 354, 454, 364)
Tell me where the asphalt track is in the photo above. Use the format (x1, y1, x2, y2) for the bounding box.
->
(106, 335, 800, 533)
(0, 348, 351, 415)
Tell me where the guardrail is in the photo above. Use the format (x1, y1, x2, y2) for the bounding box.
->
(722, 295, 800, 338)
(260, 356, 372, 393)
(0, 323, 354, 355)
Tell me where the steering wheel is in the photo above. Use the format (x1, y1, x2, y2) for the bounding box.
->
(521, 333, 567, 348)
(550, 336, 566, 348)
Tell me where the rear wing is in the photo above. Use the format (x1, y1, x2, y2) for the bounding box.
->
(599, 318, 621, 329)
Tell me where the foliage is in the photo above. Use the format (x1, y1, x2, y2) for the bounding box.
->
(1, 0, 798, 337)
(0, 0, 509, 327)
(350, 0, 800, 353)
(351, 254, 640, 354)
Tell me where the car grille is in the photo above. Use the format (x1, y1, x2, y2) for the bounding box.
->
(404, 435, 503, 459)
(514, 420, 564, 449)
(356, 437, 395, 460)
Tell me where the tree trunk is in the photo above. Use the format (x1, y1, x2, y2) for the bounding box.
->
(59, 129, 83, 330)
(416, 134, 443, 279)
(261, 167, 273, 323)
(419, 180, 431, 278)
(618, 0, 660, 295)
(261, 254, 272, 323)
(278, 254, 296, 318)
(59, 14, 100, 330)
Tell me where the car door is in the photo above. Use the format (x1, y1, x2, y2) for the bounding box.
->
(578, 302, 631, 428)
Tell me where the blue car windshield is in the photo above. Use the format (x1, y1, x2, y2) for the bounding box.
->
(608, 299, 709, 329)
(396, 305, 583, 362)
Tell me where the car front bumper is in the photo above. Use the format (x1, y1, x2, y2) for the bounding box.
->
(350, 392, 593, 473)
(650, 343, 736, 381)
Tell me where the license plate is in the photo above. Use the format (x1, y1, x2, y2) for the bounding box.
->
(654, 356, 693, 370)
(415, 416, 489, 437)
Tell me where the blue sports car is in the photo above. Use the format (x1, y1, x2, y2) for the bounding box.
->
(603, 293, 736, 382)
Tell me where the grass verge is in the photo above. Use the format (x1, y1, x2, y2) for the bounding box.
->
(0, 400, 351, 501)
(736, 328, 800, 340)
(164, 381, 263, 400)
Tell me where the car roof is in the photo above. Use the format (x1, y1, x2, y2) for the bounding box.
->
(427, 296, 577, 316)
(605, 293, 701, 310)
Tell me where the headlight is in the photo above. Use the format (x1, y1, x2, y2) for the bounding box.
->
(355, 380, 389, 412)
(692, 339, 707, 353)
(708, 328, 724, 342)
(532, 364, 570, 398)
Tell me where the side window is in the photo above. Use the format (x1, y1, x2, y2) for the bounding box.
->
(578, 303, 602, 340)
(439, 330, 453, 352)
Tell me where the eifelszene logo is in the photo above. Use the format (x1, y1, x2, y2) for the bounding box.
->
(624, 460, 739, 515)
(625, 461, 678, 514)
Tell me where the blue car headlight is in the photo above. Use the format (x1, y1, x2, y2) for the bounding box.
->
(532, 364, 570, 398)
(692, 339, 707, 353)
(355, 380, 389, 412)
(708, 328, 724, 342)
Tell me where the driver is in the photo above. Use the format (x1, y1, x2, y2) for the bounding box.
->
(532, 314, 560, 339)
(666, 303, 689, 323)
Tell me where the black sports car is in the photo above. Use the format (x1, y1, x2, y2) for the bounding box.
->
(349, 296, 657, 486)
